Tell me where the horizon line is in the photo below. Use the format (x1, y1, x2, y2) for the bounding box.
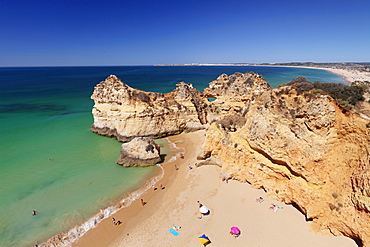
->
(1, 62, 369, 68)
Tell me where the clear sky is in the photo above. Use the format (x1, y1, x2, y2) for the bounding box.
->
(0, 0, 369, 66)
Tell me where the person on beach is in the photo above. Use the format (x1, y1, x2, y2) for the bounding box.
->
(256, 197, 264, 203)
(197, 201, 210, 219)
(32, 210, 37, 216)
(197, 201, 203, 219)
(141, 198, 147, 206)
(269, 203, 283, 212)
(173, 225, 181, 230)
(112, 217, 122, 226)
(230, 227, 241, 238)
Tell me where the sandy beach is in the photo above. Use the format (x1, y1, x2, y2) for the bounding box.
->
(279, 66, 370, 83)
(72, 130, 356, 247)
(292, 66, 370, 83)
(322, 67, 370, 83)
(259, 65, 370, 83)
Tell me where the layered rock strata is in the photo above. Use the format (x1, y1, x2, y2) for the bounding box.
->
(116, 137, 161, 167)
(91, 72, 370, 245)
(200, 88, 370, 246)
(91, 75, 209, 142)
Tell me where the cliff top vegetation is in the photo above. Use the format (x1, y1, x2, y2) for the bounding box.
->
(281, 77, 366, 110)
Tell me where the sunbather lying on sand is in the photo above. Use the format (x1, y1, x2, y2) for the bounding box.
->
(256, 197, 264, 203)
(269, 203, 283, 212)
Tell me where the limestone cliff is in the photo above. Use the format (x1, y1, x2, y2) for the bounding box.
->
(91, 75, 209, 142)
(200, 87, 370, 246)
(91, 72, 266, 141)
(91, 72, 370, 245)
(204, 72, 271, 121)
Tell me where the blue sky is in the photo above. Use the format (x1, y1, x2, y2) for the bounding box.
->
(0, 0, 369, 66)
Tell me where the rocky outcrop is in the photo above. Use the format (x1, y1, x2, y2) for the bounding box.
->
(204, 72, 270, 101)
(91, 72, 370, 245)
(90, 73, 267, 141)
(203, 72, 271, 121)
(116, 137, 161, 167)
(200, 86, 370, 246)
(90, 75, 209, 142)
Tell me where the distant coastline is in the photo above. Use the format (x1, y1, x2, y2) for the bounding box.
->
(155, 63, 256, 66)
(155, 62, 370, 83)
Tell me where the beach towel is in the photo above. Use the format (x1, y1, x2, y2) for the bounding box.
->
(169, 228, 179, 236)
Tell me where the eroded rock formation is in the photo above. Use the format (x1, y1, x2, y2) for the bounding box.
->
(116, 137, 161, 167)
(90, 73, 270, 141)
(91, 72, 370, 245)
(91, 75, 208, 142)
(200, 87, 370, 246)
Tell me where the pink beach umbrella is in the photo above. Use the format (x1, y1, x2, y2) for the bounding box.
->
(230, 226, 240, 235)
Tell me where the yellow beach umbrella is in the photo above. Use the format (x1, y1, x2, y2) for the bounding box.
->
(198, 234, 210, 245)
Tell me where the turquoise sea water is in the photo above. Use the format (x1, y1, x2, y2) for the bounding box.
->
(0, 66, 343, 247)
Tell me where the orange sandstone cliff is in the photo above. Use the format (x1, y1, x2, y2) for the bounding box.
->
(90, 75, 209, 142)
(91, 73, 370, 246)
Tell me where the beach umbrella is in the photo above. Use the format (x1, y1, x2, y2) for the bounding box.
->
(198, 234, 210, 245)
(199, 205, 209, 214)
(230, 226, 240, 235)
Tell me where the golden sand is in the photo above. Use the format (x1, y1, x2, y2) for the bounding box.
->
(73, 130, 356, 247)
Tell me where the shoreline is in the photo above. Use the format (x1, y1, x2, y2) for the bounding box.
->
(72, 130, 355, 247)
(67, 134, 188, 247)
(39, 167, 165, 247)
(250, 64, 370, 83)
(156, 63, 370, 84)
(38, 136, 184, 247)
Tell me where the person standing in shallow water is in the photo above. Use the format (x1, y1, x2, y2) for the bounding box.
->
(32, 210, 37, 216)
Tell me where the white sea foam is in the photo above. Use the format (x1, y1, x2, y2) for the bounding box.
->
(166, 137, 185, 163)
(40, 137, 185, 247)
(40, 165, 165, 247)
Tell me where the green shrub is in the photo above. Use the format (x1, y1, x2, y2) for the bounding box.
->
(312, 88, 325, 95)
(285, 77, 365, 110)
(313, 82, 364, 105)
(335, 99, 353, 111)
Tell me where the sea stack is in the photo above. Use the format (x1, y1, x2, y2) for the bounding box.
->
(116, 137, 161, 167)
